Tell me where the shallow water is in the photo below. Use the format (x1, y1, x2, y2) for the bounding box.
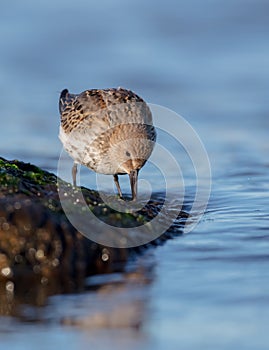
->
(0, 0, 269, 349)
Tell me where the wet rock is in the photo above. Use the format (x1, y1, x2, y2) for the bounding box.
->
(0, 156, 187, 317)
(0, 157, 137, 292)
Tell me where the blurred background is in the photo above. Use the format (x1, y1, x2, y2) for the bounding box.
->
(1, 0, 268, 168)
(0, 0, 269, 349)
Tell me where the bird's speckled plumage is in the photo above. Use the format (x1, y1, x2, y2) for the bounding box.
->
(59, 87, 156, 200)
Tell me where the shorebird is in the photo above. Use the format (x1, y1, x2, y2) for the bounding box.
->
(59, 88, 156, 200)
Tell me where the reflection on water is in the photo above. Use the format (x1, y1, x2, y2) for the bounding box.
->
(0, 0, 269, 348)
(0, 265, 152, 327)
(0, 255, 155, 350)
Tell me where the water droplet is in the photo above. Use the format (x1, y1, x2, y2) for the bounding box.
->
(14, 202, 21, 210)
(102, 253, 109, 261)
(41, 276, 48, 285)
(35, 249, 45, 260)
(33, 265, 41, 274)
(52, 258, 59, 267)
(1, 267, 12, 277)
(15, 254, 23, 263)
(101, 248, 110, 261)
(6, 281, 14, 293)
(2, 222, 10, 231)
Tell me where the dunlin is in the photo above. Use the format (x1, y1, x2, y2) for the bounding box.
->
(59, 88, 156, 200)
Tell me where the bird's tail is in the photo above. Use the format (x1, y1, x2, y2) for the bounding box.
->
(59, 89, 76, 114)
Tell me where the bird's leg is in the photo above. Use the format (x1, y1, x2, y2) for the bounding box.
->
(129, 169, 138, 201)
(113, 174, 123, 198)
(72, 163, 77, 187)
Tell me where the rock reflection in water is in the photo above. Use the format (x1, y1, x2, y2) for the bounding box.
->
(0, 255, 154, 331)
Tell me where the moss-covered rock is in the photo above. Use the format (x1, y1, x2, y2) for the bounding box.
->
(0, 156, 187, 316)
(0, 157, 146, 284)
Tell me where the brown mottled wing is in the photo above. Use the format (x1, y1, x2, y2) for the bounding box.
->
(59, 88, 155, 140)
(59, 89, 108, 134)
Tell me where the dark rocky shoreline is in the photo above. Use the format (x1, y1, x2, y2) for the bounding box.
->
(0, 157, 187, 317)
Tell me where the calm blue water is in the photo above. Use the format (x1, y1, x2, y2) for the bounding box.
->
(0, 0, 269, 349)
